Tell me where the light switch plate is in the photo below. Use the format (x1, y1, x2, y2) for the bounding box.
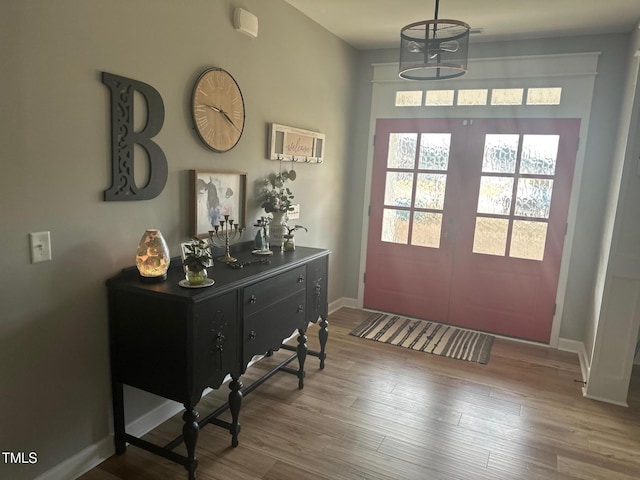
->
(288, 204, 300, 220)
(30, 231, 52, 263)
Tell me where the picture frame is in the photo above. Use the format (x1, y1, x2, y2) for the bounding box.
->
(189, 170, 247, 238)
(180, 239, 214, 271)
(267, 123, 325, 163)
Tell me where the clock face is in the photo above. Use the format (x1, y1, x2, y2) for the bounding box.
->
(191, 68, 245, 152)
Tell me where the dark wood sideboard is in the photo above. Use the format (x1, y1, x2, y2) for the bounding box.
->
(106, 245, 329, 480)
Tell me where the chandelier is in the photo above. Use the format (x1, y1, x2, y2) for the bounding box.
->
(399, 0, 470, 80)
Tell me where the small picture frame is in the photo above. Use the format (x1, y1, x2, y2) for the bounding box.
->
(189, 170, 247, 238)
(180, 239, 214, 271)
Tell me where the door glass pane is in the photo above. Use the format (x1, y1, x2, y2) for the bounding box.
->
(515, 178, 553, 218)
(419, 133, 451, 170)
(415, 173, 446, 209)
(472, 217, 508, 256)
(520, 135, 559, 175)
(381, 208, 409, 244)
(387, 133, 417, 169)
(477, 176, 514, 215)
(510, 220, 547, 261)
(384, 172, 414, 207)
(411, 212, 442, 248)
(482, 134, 519, 173)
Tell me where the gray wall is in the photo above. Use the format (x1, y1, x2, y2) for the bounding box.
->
(0, 1, 356, 478)
(344, 34, 630, 346)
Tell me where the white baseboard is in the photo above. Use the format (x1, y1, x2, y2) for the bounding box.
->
(34, 436, 114, 480)
(557, 337, 589, 385)
(126, 397, 184, 438)
(329, 296, 357, 313)
(36, 397, 186, 480)
(582, 391, 629, 407)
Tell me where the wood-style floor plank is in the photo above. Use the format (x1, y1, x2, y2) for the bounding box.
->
(79, 307, 640, 480)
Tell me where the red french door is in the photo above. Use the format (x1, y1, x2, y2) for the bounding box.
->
(364, 117, 579, 342)
(364, 119, 466, 324)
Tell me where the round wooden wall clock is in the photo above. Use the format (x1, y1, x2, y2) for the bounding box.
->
(191, 67, 245, 152)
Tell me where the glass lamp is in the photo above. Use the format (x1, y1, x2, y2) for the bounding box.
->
(135, 229, 170, 282)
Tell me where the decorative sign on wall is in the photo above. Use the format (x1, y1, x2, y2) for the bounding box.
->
(267, 123, 325, 163)
(102, 72, 167, 201)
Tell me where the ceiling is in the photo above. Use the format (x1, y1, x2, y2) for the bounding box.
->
(282, 0, 640, 50)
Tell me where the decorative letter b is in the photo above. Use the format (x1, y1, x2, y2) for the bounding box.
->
(102, 72, 168, 201)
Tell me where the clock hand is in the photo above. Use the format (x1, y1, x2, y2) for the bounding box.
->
(204, 105, 241, 133)
(219, 110, 241, 133)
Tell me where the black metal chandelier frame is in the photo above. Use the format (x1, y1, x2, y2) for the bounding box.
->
(399, 0, 470, 80)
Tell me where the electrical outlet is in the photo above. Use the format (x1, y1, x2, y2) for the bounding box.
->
(29, 231, 52, 263)
(288, 204, 300, 220)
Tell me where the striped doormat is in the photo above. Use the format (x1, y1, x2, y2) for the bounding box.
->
(350, 313, 495, 364)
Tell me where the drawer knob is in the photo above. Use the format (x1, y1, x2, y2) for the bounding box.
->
(249, 295, 257, 304)
(297, 275, 305, 283)
(297, 305, 304, 313)
(249, 330, 257, 340)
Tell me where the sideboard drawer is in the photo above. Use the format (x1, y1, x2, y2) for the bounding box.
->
(243, 289, 307, 367)
(243, 265, 306, 317)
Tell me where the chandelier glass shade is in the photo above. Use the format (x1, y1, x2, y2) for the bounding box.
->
(399, 1, 470, 80)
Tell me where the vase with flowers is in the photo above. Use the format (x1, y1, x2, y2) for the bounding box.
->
(260, 169, 296, 248)
(283, 224, 308, 252)
(182, 237, 213, 285)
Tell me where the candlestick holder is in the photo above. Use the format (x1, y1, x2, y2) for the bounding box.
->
(208, 215, 245, 263)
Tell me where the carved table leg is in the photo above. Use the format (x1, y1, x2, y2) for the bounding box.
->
(229, 376, 243, 447)
(112, 381, 126, 454)
(296, 329, 308, 389)
(182, 407, 199, 480)
(318, 315, 328, 369)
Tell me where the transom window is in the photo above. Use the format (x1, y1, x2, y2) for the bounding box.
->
(394, 87, 563, 107)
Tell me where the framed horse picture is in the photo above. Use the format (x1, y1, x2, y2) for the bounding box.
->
(189, 170, 247, 238)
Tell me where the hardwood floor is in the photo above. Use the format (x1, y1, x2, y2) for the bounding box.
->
(80, 307, 640, 480)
